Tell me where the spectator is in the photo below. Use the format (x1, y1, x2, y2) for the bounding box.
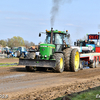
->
(83, 40, 88, 46)
(36, 52, 39, 59)
(77, 40, 80, 46)
(7, 50, 10, 58)
(89, 39, 95, 44)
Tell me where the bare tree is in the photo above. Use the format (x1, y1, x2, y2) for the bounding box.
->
(25, 40, 35, 48)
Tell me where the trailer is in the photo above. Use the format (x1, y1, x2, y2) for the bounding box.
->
(80, 53, 100, 68)
(74, 33, 100, 69)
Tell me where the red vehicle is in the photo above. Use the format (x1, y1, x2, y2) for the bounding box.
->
(79, 33, 100, 68)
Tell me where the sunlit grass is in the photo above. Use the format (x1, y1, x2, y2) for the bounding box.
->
(56, 86, 100, 100)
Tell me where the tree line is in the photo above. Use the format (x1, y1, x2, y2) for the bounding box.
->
(0, 36, 35, 48)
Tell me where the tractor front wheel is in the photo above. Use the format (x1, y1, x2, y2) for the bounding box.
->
(53, 53, 64, 73)
(26, 66, 36, 72)
(89, 60, 96, 68)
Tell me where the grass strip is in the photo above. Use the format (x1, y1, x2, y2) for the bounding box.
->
(56, 86, 100, 100)
(0, 63, 18, 67)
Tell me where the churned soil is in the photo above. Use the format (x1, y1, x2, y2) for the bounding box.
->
(0, 58, 100, 100)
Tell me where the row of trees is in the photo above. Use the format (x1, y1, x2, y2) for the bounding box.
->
(0, 36, 35, 48)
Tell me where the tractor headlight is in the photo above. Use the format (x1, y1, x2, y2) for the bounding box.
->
(25, 52, 27, 54)
(12, 52, 13, 54)
(45, 55, 47, 57)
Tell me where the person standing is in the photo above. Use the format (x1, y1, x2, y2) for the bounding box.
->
(83, 40, 88, 46)
(7, 50, 10, 58)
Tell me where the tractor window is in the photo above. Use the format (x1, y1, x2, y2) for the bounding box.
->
(55, 34, 63, 44)
(22, 47, 26, 51)
(44, 33, 55, 44)
(44, 33, 51, 44)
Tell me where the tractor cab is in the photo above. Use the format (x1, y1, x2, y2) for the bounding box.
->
(39, 28, 70, 52)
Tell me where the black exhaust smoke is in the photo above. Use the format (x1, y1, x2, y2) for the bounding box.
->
(50, 0, 72, 27)
(51, 0, 60, 27)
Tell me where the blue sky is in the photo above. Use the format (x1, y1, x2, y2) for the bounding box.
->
(0, 0, 100, 45)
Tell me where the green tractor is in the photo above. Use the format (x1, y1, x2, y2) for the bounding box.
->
(19, 28, 80, 73)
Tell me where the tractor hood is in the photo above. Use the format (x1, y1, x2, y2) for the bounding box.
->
(40, 44, 55, 48)
(40, 44, 55, 60)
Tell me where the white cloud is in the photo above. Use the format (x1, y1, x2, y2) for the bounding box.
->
(2, 11, 33, 16)
(39, 22, 47, 25)
(15, 25, 20, 27)
(66, 23, 74, 26)
(66, 23, 81, 27)
(35, 18, 49, 21)
(5, 17, 31, 20)
(5, 17, 12, 19)
(21, 17, 30, 20)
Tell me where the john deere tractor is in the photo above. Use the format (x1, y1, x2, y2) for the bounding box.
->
(19, 28, 80, 73)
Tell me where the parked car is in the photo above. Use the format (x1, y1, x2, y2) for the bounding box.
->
(9, 48, 15, 57)
(16, 46, 27, 58)
(3, 47, 8, 54)
(11, 47, 18, 57)
(2, 47, 15, 57)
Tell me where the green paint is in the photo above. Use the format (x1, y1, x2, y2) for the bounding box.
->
(46, 30, 67, 34)
(40, 44, 55, 60)
(36, 61, 39, 63)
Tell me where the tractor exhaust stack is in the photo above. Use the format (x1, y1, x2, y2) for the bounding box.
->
(50, 27, 53, 44)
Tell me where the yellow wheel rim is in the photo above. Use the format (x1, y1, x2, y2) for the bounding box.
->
(60, 58, 63, 69)
(75, 51, 79, 70)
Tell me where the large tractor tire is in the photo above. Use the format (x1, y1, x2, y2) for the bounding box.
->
(63, 48, 72, 71)
(70, 49, 80, 72)
(21, 53, 25, 58)
(26, 66, 37, 72)
(79, 62, 83, 70)
(17, 51, 20, 58)
(95, 57, 99, 68)
(89, 60, 96, 68)
(26, 52, 36, 59)
(53, 53, 64, 73)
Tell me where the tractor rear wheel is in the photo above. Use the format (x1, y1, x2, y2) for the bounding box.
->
(63, 48, 72, 71)
(89, 60, 96, 68)
(53, 53, 64, 73)
(22, 53, 24, 57)
(70, 49, 80, 72)
(95, 57, 99, 68)
(17, 51, 20, 58)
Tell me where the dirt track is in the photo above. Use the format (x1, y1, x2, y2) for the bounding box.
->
(0, 58, 100, 100)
